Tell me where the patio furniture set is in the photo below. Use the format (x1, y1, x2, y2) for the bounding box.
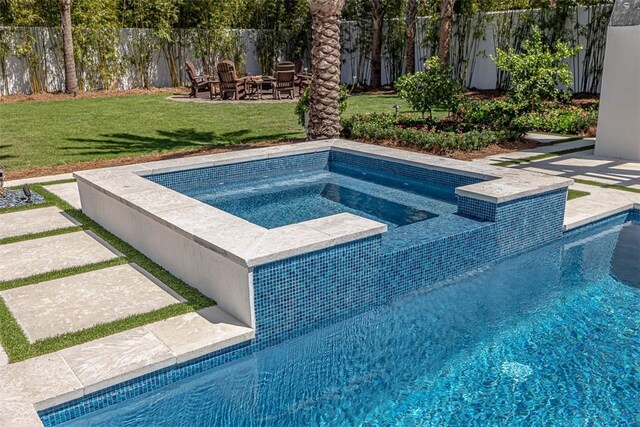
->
(186, 60, 311, 101)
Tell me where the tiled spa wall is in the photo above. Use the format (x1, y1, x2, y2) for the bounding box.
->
(41, 151, 572, 426)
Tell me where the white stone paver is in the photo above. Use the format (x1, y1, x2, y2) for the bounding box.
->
(476, 138, 595, 164)
(59, 327, 176, 394)
(0, 206, 78, 240)
(564, 183, 640, 230)
(512, 151, 640, 190)
(525, 132, 575, 144)
(146, 306, 255, 363)
(1, 264, 181, 343)
(0, 308, 253, 425)
(4, 173, 73, 188)
(0, 344, 8, 367)
(44, 182, 82, 210)
(0, 353, 84, 410)
(0, 231, 119, 282)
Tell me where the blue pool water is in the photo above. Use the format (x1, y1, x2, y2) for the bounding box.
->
(183, 165, 457, 229)
(59, 220, 640, 426)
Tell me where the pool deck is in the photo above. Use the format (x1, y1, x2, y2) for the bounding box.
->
(1, 135, 639, 426)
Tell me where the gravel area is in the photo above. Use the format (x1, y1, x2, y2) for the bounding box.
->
(0, 189, 46, 210)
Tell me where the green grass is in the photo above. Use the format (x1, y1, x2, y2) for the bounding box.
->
(0, 93, 415, 173)
(0, 225, 84, 245)
(567, 189, 590, 200)
(0, 182, 215, 362)
(574, 178, 640, 194)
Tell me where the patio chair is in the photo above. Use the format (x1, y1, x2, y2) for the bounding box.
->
(185, 61, 212, 98)
(272, 62, 296, 100)
(217, 60, 247, 100)
(294, 58, 311, 93)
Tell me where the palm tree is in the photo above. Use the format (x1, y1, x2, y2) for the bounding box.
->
(437, 0, 454, 65)
(307, 0, 345, 140)
(405, 0, 419, 74)
(59, 0, 78, 95)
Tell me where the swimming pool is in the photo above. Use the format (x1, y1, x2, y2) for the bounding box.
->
(44, 214, 640, 425)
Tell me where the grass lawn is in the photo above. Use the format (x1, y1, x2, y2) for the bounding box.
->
(0, 93, 421, 174)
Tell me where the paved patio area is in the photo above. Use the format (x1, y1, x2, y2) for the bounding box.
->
(0, 193, 255, 426)
(475, 134, 640, 230)
(0, 207, 78, 240)
(1, 264, 182, 342)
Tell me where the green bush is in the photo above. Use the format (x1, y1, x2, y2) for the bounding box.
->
(457, 99, 527, 128)
(295, 86, 349, 127)
(512, 106, 598, 135)
(395, 57, 463, 118)
(492, 27, 581, 109)
(341, 113, 523, 151)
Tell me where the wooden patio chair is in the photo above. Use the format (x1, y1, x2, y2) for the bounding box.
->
(294, 58, 311, 93)
(185, 61, 212, 98)
(217, 60, 247, 100)
(272, 61, 296, 100)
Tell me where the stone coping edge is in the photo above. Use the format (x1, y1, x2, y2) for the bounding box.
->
(74, 139, 573, 268)
(0, 308, 255, 427)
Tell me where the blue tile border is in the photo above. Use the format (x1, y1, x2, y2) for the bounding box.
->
(40, 152, 584, 426)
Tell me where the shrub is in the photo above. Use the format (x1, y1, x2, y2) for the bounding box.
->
(295, 86, 349, 127)
(492, 27, 581, 110)
(512, 106, 598, 135)
(457, 99, 528, 128)
(341, 113, 523, 151)
(395, 56, 462, 118)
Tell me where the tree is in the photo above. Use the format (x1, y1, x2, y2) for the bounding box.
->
(437, 0, 454, 64)
(58, 0, 78, 94)
(307, 0, 345, 139)
(369, 0, 384, 88)
(404, 0, 418, 74)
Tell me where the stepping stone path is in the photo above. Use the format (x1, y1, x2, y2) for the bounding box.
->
(44, 182, 82, 210)
(0, 231, 120, 282)
(0, 207, 78, 240)
(0, 264, 182, 342)
(0, 189, 254, 426)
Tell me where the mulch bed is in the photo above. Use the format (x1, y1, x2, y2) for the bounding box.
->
(350, 137, 544, 161)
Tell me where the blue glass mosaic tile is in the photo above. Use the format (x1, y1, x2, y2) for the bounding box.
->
(148, 151, 330, 193)
(41, 151, 579, 425)
(329, 150, 485, 188)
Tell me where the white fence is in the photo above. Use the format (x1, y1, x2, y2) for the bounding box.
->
(0, 5, 610, 96)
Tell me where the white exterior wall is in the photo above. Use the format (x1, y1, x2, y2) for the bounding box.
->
(595, 25, 640, 161)
(0, 6, 609, 95)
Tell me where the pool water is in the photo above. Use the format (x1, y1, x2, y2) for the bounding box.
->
(183, 165, 457, 229)
(61, 220, 640, 426)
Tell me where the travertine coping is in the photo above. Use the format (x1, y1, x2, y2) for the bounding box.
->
(74, 139, 572, 269)
(0, 307, 254, 427)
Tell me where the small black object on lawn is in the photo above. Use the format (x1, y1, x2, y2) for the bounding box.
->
(22, 184, 32, 203)
(0, 165, 5, 196)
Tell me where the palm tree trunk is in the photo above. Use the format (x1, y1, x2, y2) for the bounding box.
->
(437, 0, 454, 65)
(370, 0, 384, 89)
(308, 0, 345, 140)
(59, 0, 78, 95)
(405, 0, 418, 74)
